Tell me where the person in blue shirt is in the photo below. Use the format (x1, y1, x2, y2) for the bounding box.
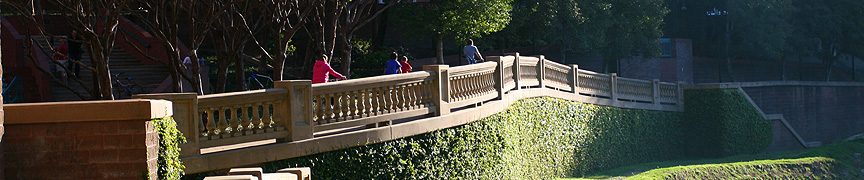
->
(384, 52, 402, 75)
(463, 39, 484, 64)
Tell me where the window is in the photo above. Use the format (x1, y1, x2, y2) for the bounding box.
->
(660, 38, 674, 58)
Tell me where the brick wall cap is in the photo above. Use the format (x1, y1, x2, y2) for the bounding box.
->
(5, 99, 172, 124)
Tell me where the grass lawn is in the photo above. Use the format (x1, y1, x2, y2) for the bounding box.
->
(559, 141, 864, 180)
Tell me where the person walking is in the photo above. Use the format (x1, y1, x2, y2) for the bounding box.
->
(463, 39, 484, 64)
(384, 52, 402, 75)
(398, 56, 412, 74)
(67, 30, 82, 79)
(312, 54, 347, 84)
(54, 39, 69, 82)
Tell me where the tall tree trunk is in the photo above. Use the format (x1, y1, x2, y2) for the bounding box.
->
(781, 57, 787, 81)
(826, 58, 836, 81)
(339, 34, 353, 75)
(169, 57, 182, 93)
(436, 34, 444, 64)
(216, 65, 229, 93)
(190, 51, 204, 95)
(234, 54, 246, 91)
(726, 55, 735, 82)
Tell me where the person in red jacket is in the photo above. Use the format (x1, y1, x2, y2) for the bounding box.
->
(399, 56, 412, 74)
(53, 39, 69, 81)
(312, 54, 347, 84)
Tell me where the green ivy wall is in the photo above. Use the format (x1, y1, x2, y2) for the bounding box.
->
(236, 89, 768, 179)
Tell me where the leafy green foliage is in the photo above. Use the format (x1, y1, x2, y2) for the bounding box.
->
(626, 157, 862, 180)
(264, 98, 686, 179)
(154, 117, 187, 180)
(250, 90, 768, 179)
(683, 89, 771, 158)
(393, 0, 514, 42)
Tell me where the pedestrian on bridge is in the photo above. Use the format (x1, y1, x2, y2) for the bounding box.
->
(312, 54, 347, 84)
(399, 56, 412, 73)
(464, 39, 484, 64)
(385, 52, 402, 75)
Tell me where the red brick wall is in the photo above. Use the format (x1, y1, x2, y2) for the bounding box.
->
(3, 120, 158, 180)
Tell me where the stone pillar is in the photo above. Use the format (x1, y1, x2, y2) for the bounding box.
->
(423, 65, 450, 116)
(133, 93, 201, 157)
(677, 81, 685, 106)
(609, 73, 618, 100)
(275, 80, 314, 141)
(490, 57, 505, 100)
(513, 53, 521, 89)
(571, 65, 579, 93)
(652, 79, 660, 105)
(537, 55, 546, 88)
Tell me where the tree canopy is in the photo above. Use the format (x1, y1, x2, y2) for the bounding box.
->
(393, 0, 514, 64)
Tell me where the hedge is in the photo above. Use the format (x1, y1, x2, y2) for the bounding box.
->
(154, 117, 187, 180)
(184, 89, 770, 179)
(262, 97, 685, 179)
(683, 88, 771, 158)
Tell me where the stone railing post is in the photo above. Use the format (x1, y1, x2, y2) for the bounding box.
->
(424, 65, 450, 116)
(491, 57, 505, 100)
(609, 73, 618, 101)
(133, 93, 200, 157)
(571, 64, 579, 93)
(677, 81, 685, 107)
(537, 55, 546, 88)
(513, 53, 521, 89)
(275, 80, 314, 142)
(652, 79, 660, 105)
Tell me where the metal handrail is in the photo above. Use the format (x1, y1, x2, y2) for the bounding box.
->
(3, 77, 24, 103)
(118, 25, 151, 48)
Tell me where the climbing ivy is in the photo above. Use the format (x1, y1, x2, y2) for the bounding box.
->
(206, 89, 769, 179)
(683, 89, 771, 158)
(154, 117, 187, 180)
(263, 97, 687, 178)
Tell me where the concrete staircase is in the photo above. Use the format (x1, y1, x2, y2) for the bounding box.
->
(32, 37, 170, 101)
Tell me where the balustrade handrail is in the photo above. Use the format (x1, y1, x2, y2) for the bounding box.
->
(3, 77, 24, 103)
(136, 53, 685, 174)
(312, 71, 433, 94)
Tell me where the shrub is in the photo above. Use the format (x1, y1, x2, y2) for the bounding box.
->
(682, 89, 771, 158)
(154, 117, 187, 180)
(264, 97, 685, 179)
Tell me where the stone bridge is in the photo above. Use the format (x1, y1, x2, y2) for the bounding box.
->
(133, 53, 685, 174)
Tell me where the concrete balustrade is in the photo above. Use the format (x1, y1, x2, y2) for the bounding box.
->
(134, 54, 684, 174)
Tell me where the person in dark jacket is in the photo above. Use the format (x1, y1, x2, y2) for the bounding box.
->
(67, 30, 82, 79)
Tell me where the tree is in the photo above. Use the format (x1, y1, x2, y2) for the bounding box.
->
(576, 0, 668, 73)
(184, 0, 233, 94)
(249, 0, 318, 81)
(4, 0, 130, 100)
(788, 0, 864, 81)
(393, 0, 513, 64)
(128, 0, 200, 94)
(337, 0, 400, 75)
(210, 0, 262, 92)
(724, 0, 794, 81)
